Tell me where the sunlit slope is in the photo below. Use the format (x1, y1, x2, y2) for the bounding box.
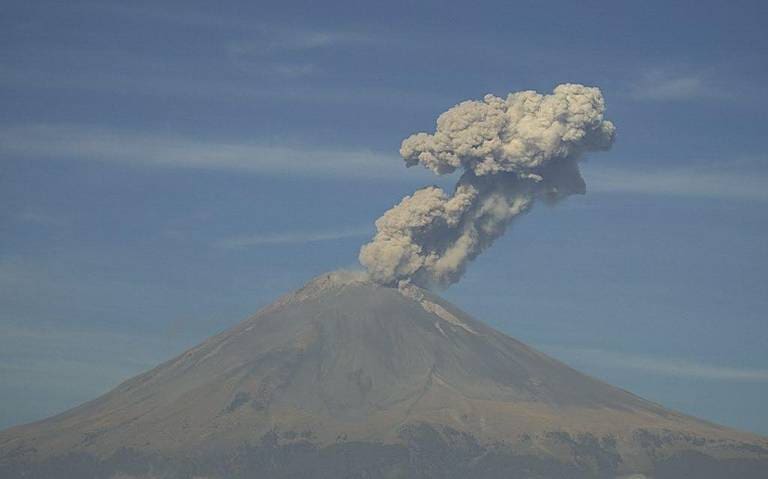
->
(2, 272, 766, 478)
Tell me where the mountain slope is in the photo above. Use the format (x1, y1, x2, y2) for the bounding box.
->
(1, 271, 767, 478)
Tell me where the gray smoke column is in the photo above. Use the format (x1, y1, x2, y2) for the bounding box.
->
(359, 84, 616, 288)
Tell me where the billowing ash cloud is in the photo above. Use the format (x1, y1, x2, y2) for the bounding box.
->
(359, 84, 615, 288)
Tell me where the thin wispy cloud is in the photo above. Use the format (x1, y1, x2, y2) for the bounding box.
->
(542, 345, 768, 382)
(630, 69, 717, 101)
(0, 35, 448, 106)
(12, 210, 67, 227)
(86, 3, 374, 50)
(585, 164, 768, 201)
(0, 62, 449, 107)
(4, 124, 766, 201)
(75, 3, 376, 48)
(226, 27, 376, 79)
(256, 30, 374, 52)
(268, 63, 318, 78)
(216, 226, 372, 249)
(0, 125, 419, 179)
(67, 3, 250, 30)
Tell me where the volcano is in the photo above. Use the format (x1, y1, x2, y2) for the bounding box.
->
(1, 271, 767, 478)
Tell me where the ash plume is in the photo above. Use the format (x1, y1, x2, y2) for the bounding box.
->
(359, 84, 615, 288)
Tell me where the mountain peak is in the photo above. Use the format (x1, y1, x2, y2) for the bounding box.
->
(2, 273, 767, 478)
(303, 270, 373, 290)
(268, 270, 375, 308)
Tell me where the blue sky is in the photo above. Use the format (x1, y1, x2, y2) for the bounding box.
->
(1, 0, 767, 435)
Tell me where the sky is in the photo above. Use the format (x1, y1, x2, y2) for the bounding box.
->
(1, 0, 767, 435)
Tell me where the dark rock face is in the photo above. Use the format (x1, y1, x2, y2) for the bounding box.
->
(1, 272, 767, 478)
(4, 427, 768, 479)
